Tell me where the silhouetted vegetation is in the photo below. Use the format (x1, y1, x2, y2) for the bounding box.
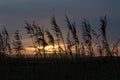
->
(12, 30, 25, 56)
(24, 21, 48, 57)
(82, 19, 95, 57)
(65, 15, 80, 57)
(51, 15, 67, 56)
(0, 27, 12, 59)
(0, 15, 120, 80)
(0, 15, 119, 58)
(100, 16, 112, 56)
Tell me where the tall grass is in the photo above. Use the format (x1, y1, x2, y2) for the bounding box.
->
(24, 21, 37, 53)
(24, 21, 48, 57)
(66, 31, 73, 57)
(100, 16, 112, 56)
(2, 27, 12, 54)
(45, 30, 56, 56)
(51, 15, 67, 56)
(0, 15, 119, 58)
(12, 30, 25, 56)
(82, 19, 95, 57)
(65, 15, 80, 57)
(91, 28, 102, 56)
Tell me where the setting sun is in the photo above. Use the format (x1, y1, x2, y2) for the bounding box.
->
(25, 45, 59, 54)
(45, 45, 58, 51)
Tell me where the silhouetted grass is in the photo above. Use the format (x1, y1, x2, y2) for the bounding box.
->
(82, 19, 95, 57)
(0, 15, 120, 58)
(51, 15, 67, 56)
(100, 16, 112, 56)
(0, 15, 120, 80)
(12, 30, 25, 56)
(65, 15, 80, 56)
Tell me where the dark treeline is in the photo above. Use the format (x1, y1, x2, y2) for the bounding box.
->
(0, 15, 120, 58)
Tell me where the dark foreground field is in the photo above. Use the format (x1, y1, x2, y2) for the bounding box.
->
(0, 57, 120, 80)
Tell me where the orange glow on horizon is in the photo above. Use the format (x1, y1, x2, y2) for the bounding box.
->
(25, 45, 59, 54)
(24, 45, 120, 56)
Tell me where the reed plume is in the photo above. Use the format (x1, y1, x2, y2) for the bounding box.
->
(45, 30, 57, 56)
(65, 15, 80, 56)
(24, 21, 48, 57)
(2, 27, 12, 54)
(82, 19, 94, 57)
(32, 22, 48, 57)
(100, 16, 112, 56)
(51, 15, 67, 56)
(13, 30, 25, 56)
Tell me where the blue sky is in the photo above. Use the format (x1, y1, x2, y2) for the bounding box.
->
(0, 0, 120, 44)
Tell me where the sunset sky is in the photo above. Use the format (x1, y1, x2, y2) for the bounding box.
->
(0, 0, 120, 47)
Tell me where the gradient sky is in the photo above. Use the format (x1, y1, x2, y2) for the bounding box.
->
(0, 0, 120, 45)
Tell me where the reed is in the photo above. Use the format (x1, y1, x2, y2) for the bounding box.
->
(82, 19, 95, 57)
(13, 30, 25, 56)
(24, 21, 48, 57)
(2, 27, 12, 54)
(45, 30, 57, 57)
(66, 31, 73, 57)
(65, 15, 80, 56)
(51, 15, 67, 56)
(0, 15, 119, 59)
(100, 16, 112, 56)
